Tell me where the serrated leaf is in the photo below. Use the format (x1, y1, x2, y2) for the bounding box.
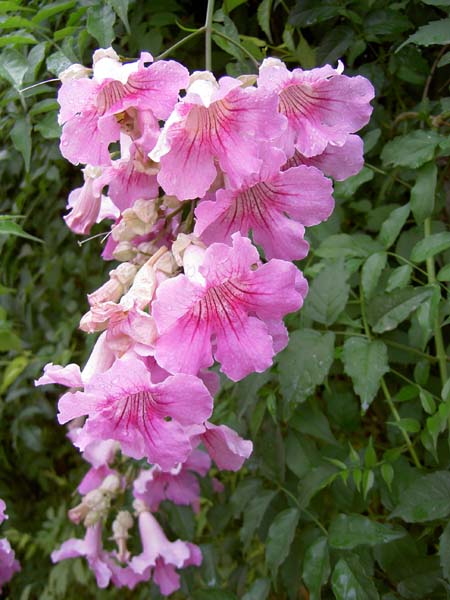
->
(331, 557, 380, 600)
(302, 260, 350, 325)
(278, 329, 335, 403)
(367, 286, 434, 333)
(329, 514, 406, 549)
(302, 537, 330, 600)
(378, 203, 410, 248)
(266, 508, 299, 577)
(381, 131, 444, 169)
(87, 5, 116, 47)
(410, 161, 437, 224)
(361, 252, 387, 300)
(391, 471, 450, 522)
(342, 338, 389, 411)
(399, 17, 450, 49)
(386, 265, 412, 292)
(240, 490, 276, 548)
(10, 117, 31, 172)
(410, 232, 450, 262)
(257, 0, 273, 42)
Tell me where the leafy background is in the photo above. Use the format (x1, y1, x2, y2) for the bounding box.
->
(1, 0, 450, 598)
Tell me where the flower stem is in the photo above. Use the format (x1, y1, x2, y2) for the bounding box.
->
(205, 0, 215, 71)
(156, 27, 205, 61)
(424, 217, 448, 387)
(211, 28, 260, 69)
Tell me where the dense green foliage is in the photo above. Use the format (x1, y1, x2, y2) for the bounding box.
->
(1, 0, 450, 598)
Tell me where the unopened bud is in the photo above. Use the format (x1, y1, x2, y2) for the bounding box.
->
(112, 510, 133, 563)
(113, 241, 137, 262)
(99, 473, 121, 494)
(132, 498, 148, 515)
(59, 64, 91, 82)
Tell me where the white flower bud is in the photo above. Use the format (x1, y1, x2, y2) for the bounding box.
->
(99, 473, 121, 494)
(59, 64, 91, 82)
(113, 241, 137, 262)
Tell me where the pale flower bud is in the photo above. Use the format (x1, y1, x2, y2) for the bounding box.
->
(172, 233, 205, 267)
(133, 199, 158, 225)
(92, 47, 120, 65)
(113, 241, 137, 262)
(161, 194, 180, 209)
(59, 64, 91, 82)
(112, 510, 133, 562)
(87, 263, 137, 305)
(132, 498, 148, 515)
(99, 473, 121, 494)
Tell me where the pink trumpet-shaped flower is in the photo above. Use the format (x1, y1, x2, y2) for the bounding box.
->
(0, 500, 7, 525)
(283, 135, 364, 181)
(0, 538, 20, 592)
(51, 522, 113, 588)
(133, 449, 211, 512)
(194, 146, 334, 260)
(128, 506, 201, 596)
(189, 422, 253, 471)
(150, 73, 285, 200)
(58, 50, 189, 166)
(257, 58, 374, 158)
(57, 356, 213, 469)
(153, 233, 307, 381)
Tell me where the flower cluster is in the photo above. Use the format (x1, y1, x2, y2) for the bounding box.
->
(0, 499, 21, 593)
(37, 46, 373, 595)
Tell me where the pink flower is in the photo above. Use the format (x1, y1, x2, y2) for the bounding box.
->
(58, 51, 189, 166)
(64, 165, 106, 235)
(283, 135, 364, 181)
(153, 233, 307, 381)
(150, 73, 285, 200)
(257, 58, 374, 158)
(0, 538, 20, 592)
(57, 356, 213, 470)
(133, 449, 211, 512)
(51, 523, 113, 588)
(194, 146, 334, 260)
(0, 500, 7, 525)
(190, 422, 253, 471)
(129, 507, 201, 596)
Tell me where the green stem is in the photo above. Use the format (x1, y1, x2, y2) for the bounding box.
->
(155, 27, 205, 61)
(381, 378, 422, 469)
(390, 368, 441, 402)
(360, 287, 422, 468)
(205, 0, 215, 71)
(211, 28, 260, 69)
(365, 163, 412, 189)
(386, 251, 450, 293)
(424, 217, 448, 386)
(278, 485, 328, 535)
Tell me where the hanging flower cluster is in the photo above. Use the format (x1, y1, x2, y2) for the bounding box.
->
(36, 47, 374, 595)
(0, 499, 20, 592)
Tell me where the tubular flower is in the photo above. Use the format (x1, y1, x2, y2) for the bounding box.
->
(57, 356, 213, 469)
(153, 233, 307, 381)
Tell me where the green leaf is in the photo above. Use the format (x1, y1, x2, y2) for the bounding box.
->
(439, 521, 450, 580)
(1, 355, 28, 394)
(391, 471, 450, 522)
(278, 329, 335, 403)
(34, 112, 61, 139)
(410, 162, 437, 224)
(87, 5, 116, 47)
(386, 265, 412, 292)
(257, 0, 273, 42)
(10, 117, 31, 172)
(302, 537, 330, 600)
(329, 514, 406, 549)
(31, 1, 76, 24)
(242, 578, 271, 600)
(362, 252, 387, 300)
(107, 0, 130, 34)
(240, 491, 276, 548)
(289, 0, 341, 27)
(0, 47, 28, 88)
(0, 219, 42, 243)
(290, 402, 337, 445)
(378, 203, 410, 249)
(193, 591, 237, 600)
(389, 418, 421, 434)
(367, 286, 434, 333)
(437, 263, 450, 281)
(0, 328, 21, 352)
(0, 32, 38, 46)
(334, 166, 373, 200)
(316, 233, 383, 259)
(285, 432, 316, 478)
(331, 557, 380, 600)
(381, 131, 444, 169)
(302, 260, 350, 325)
(410, 232, 450, 262)
(342, 338, 389, 411)
(266, 508, 299, 577)
(399, 17, 450, 49)
(381, 463, 394, 490)
(0, 16, 39, 30)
